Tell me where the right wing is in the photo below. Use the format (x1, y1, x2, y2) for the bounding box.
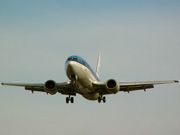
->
(92, 80, 178, 94)
(119, 80, 178, 92)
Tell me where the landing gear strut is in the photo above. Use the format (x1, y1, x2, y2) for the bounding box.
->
(66, 96, 74, 104)
(98, 96, 106, 103)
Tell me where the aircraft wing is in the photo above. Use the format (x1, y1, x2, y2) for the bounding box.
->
(1, 83, 45, 92)
(119, 80, 178, 92)
(1, 82, 76, 95)
(93, 80, 178, 94)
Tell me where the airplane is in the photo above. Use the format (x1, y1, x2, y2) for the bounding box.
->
(1, 53, 178, 103)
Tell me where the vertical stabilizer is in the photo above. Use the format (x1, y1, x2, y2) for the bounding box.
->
(96, 52, 101, 78)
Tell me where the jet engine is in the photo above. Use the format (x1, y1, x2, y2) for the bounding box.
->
(44, 80, 57, 95)
(106, 79, 119, 94)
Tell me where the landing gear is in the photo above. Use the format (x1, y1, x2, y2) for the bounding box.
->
(70, 97, 74, 103)
(103, 96, 106, 103)
(98, 96, 106, 103)
(66, 97, 69, 103)
(98, 96, 101, 103)
(66, 96, 74, 104)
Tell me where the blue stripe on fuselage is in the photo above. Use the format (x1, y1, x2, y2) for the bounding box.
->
(66, 56, 100, 81)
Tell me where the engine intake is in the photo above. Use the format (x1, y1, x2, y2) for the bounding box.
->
(44, 80, 57, 95)
(106, 79, 119, 94)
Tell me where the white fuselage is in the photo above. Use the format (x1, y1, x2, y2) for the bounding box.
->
(65, 61, 100, 100)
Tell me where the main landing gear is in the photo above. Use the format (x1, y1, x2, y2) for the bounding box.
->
(98, 96, 106, 103)
(66, 96, 74, 104)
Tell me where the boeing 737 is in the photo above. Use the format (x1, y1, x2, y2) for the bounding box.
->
(2, 53, 178, 103)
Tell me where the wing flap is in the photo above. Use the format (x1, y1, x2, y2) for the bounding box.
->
(120, 84, 154, 92)
(25, 86, 45, 93)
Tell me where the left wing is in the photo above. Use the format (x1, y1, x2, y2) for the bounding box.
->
(2, 83, 45, 92)
(1, 82, 76, 95)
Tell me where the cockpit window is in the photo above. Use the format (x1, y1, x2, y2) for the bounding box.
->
(66, 56, 77, 62)
(66, 56, 86, 65)
(67, 58, 71, 61)
(77, 58, 82, 63)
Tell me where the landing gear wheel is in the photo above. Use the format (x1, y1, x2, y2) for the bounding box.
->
(70, 97, 74, 103)
(66, 96, 74, 104)
(66, 97, 69, 104)
(98, 96, 106, 103)
(98, 97, 101, 103)
(103, 96, 106, 103)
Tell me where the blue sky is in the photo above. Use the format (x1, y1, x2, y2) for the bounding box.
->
(0, 1, 180, 135)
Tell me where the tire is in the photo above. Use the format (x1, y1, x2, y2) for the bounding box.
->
(70, 97, 74, 103)
(66, 97, 69, 104)
(103, 97, 106, 103)
(98, 97, 101, 103)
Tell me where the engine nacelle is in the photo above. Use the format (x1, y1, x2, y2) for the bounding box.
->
(44, 80, 57, 95)
(106, 79, 119, 94)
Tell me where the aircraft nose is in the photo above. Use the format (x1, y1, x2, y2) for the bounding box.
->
(66, 61, 78, 80)
(66, 61, 74, 73)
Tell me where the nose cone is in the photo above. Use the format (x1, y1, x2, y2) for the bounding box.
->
(65, 61, 76, 78)
(66, 61, 73, 72)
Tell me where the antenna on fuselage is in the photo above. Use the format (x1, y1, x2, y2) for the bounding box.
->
(96, 52, 101, 78)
